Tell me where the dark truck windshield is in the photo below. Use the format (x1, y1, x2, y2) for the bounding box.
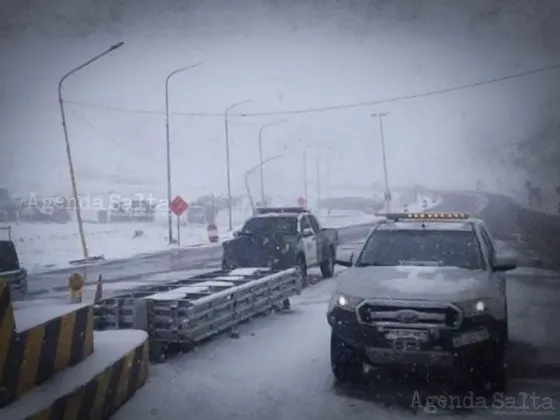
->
(241, 216, 298, 235)
(356, 229, 484, 270)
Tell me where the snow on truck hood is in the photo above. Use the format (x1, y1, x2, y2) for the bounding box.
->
(336, 266, 490, 302)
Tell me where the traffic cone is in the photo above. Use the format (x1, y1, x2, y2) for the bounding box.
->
(94, 274, 103, 303)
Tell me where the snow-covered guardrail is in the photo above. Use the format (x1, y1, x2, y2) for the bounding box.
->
(93, 267, 301, 361)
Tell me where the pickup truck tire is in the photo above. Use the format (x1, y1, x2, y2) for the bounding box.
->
(484, 326, 507, 393)
(471, 326, 507, 394)
(330, 333, 363, 382)
(320, 246, 335, 278)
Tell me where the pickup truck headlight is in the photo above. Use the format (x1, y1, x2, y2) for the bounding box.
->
(455, 299, 492, 318)
(328, 292, 363, 313)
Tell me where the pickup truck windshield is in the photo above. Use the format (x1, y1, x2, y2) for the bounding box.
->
(241, 216, 298, 235)
(356, 229, 484, 270)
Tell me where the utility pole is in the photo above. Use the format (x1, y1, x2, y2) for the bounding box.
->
(58, 41, 124, 261)
(316, 154, 321, 209)
(165, 63, 202, 244)
(225, 99, 253, 231)
(302, 141, 332, 205)
(326, 156, 332, 215)
(372, 112, 392, 213)
(303, 148, 308, 202)
(245, 154, 286, 214)
(258, 119, 287, 204)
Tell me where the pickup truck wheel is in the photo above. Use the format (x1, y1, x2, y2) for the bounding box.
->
(320, 247, 335, 278)
(330, 332, 362, 382)
(469, 328, 507, 394)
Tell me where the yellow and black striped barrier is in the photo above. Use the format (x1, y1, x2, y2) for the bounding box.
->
(0, 281, 94, 408)
(27, 339, 149, 420)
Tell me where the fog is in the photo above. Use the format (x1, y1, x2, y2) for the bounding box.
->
(1, 0, 559, 203)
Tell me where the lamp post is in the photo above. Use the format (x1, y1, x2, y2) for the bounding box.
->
(244, 154, 286, 213)
(58, 41, 125, 260)
(302, 142, 332, 204)
(372, 112, 391, 213)
(258, 119, 288, 203)
(224, 99, 253, 230)
(165, 63, 202, 244)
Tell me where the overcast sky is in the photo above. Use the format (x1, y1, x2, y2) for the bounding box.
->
(1, 0, 558, 204)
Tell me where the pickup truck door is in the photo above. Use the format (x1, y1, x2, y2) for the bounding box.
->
(479, 226, 507, 320)
(299, 215, 318, 267)
(307, 214, 324, 263)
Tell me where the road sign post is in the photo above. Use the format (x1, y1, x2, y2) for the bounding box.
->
(169, 195, 189, 246)
(177, 215, 181, 247)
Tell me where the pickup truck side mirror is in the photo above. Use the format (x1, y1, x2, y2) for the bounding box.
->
(232, 230, 241, 238)
(302, 227, 314, 237)
(492, 254, 517, 272)
(336, 252, 354, 268)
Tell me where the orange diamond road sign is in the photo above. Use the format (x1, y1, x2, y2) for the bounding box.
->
(297, 196, 307, 207)
(170, 195, 188, 216)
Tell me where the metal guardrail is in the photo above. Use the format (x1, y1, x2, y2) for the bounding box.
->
(93, 267, 301, 360)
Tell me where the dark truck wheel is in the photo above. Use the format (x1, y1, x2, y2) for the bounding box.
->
(465, 324, 507, 393)
(320, 246, 335, 278)
(483, 323, 507, 392)
(330, 332, 363, 382)
(222, 259, 233, 272)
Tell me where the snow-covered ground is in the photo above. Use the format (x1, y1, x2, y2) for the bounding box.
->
(4, 193, 438, 274)
(514, 191, 559, 216)
(486, 183, 559, 216)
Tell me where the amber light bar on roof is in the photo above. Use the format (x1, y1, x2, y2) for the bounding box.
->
(384, 212, 470, 220)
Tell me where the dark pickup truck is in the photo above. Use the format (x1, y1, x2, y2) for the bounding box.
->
(0, 226, 27, 297)
(222, 207, 339, 282)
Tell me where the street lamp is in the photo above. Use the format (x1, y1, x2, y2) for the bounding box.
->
(371, 112, 391, 213)
(165, 63, 202, 244)
(58, 41, 124, 261)
(224, 99, 253, 231)
(302, 142, 332, 204)
(258, 119, 288, 203)
(245, 154, 286, 213)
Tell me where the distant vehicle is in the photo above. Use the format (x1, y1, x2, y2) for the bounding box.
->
(186, 205, 207, 225)
(328, 212, 515, 391)
(110, 199, 156, 222)
(0, 188, 19, 223)
(222, 207, 339, 283)
(16, 195, 71, 223)
(0, 226, 27, 296)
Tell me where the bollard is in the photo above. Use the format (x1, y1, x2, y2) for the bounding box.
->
(68, 272, 85, 303)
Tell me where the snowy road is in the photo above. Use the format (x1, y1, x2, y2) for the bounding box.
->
(113, 268, 560, 419)
(25, 222, 380, 297)
(110, 191, 560, 419)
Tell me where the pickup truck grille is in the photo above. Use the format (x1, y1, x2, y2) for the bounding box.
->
(357, 300, 462, 329)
